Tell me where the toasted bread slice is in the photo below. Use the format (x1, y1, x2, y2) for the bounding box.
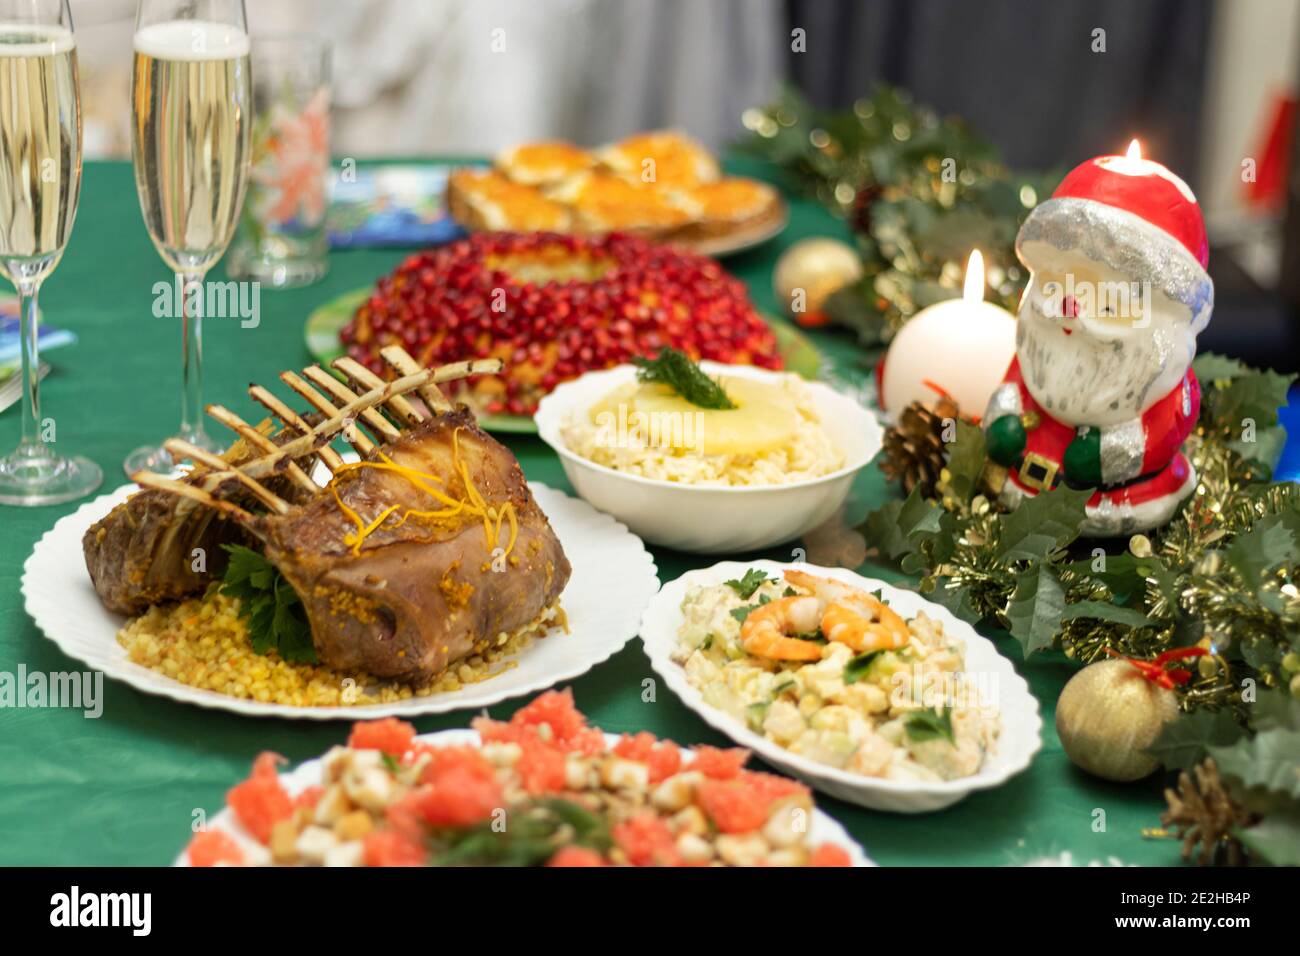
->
(447, 168, 571, 232)
(495, 141, 597, 186)
(670, 178, 784, 240)
(597, 130, 720, 189)
(547, 171, 697, 236)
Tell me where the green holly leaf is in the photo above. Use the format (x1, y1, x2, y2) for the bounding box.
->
(1005, 562, 1066, 657)
(1145, 708, 1246, 771)
(1062, 551, 1147, 604)
(1210, 727, 1300, 800)
(995, 485, 1091, 562)
(1192, 352, 1249, 382)
(1253, 688, 1300, 733)
(861, 484, 942, 562)
(1236, 811, 1300, 866)
(1223, 513, 1298, 583)
(1060, 601, 1154, 629)
(923, 578, 985, 624)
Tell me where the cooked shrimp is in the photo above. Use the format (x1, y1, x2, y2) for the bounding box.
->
(739, 596, 826, 661)
(783, 569, 910, 654)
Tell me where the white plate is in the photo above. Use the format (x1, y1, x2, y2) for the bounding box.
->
(535, 362, 883, 553)
(174, 729, 874, 866)
(23, 482, 657, 720)
(640, 560, 1043, 813)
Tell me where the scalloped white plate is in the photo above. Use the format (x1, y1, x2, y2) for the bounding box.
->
(23, 482, 657, 720)
(641, 560, 1042, 813)
(174, 729, 874, 866)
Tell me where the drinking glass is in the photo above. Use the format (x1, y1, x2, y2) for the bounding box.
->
(124, 0, 252, 476)
(0, 0, 101, 506)
(227, 34, 331, 288)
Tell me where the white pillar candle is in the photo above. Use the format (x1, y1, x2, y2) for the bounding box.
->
(880, 250, 1018, 418)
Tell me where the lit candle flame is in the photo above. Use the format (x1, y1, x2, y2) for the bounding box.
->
(963, 249, 985, 303)
(1126, 138, 1142, 162)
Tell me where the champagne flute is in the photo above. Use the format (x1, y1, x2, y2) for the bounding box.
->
(124, 0, 251, 476)
(0, 0, 101, 506)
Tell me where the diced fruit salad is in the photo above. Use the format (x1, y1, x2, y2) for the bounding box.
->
(185, 690, 853, 867)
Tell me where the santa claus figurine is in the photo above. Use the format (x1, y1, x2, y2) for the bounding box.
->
(983, 142, 1214, 536)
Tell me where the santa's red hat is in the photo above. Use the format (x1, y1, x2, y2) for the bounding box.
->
(1017, 146, 1213, 332)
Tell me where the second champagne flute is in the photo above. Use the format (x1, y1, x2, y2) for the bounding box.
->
(125, 0, 251, 476)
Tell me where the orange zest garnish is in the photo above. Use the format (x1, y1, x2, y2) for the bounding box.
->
(329, 428, 518, 561)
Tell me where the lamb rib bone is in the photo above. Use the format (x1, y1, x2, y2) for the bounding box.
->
(301, 364, 400, 443)
(332, 355, 424, 427)
(203, 403, 318, 496)
(245, 385, 344, 474)
(379, 345, 452, 413)
(281, 369, 378, 457)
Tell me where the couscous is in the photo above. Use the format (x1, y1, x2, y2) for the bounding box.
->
(118, 587, 565, 707)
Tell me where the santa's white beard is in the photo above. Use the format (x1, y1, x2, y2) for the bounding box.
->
(1017, 308, 1191, 427)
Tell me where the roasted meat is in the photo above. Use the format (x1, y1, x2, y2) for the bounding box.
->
(82, 349, 571, 682)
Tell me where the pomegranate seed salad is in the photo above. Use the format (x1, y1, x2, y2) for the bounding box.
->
(671, 569, 1001, 781)
(184, 691, 856, 867)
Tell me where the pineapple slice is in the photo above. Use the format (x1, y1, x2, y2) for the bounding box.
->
(589, 378, 798, 455)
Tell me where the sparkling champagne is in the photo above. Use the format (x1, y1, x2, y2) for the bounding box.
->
(0, 25, 80, 284)
(131, 20, 250, 273)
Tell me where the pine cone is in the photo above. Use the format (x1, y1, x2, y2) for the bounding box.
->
(879, 396, 959, 496)
(1160, 758, 1255, 866)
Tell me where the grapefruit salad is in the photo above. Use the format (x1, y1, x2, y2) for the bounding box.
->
(184, 690, 856, 867)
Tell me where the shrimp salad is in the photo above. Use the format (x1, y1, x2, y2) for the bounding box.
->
(671, 569, 1001, 783)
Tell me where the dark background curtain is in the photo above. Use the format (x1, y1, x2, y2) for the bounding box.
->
(785, 0, 1213, 185)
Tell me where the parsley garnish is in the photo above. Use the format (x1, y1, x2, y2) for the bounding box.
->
(633, 348, 736, 409)
(904, 707, 955, 744)
(432, 798, 611, 867)
(729, 593, 772, 624)
(844, 650, 885, 685)
(724, 568, 774, 599)
(219, 544, 317, 664)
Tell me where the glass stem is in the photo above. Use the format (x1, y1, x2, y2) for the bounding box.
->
(16, 279, 48, 461)
(178, 270, 206, 445)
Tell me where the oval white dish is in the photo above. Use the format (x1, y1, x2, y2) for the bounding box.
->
(640, 560, 1043, 813)
(23, 482, 657, 720)
(534, 362, 883, 554)
(174, 729, 875, 866)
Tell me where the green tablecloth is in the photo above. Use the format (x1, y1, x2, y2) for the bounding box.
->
(0, 159, 1184, 866)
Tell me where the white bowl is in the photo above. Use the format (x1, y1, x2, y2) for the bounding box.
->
(641, 560, 1043, 813)
(534, 363, 883, 553)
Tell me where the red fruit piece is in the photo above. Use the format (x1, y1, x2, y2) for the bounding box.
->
(413, 772, 503, 828)
(696, 779, 769, 834)
(187, 828, 244, 867)
(810, 843, 853, 867)
(614, 732, 682, 783)
(227, 753, 294, 844)
(612, 814, 680, 867)
(348, 717, 417, 756)
(547, 846, 608, 867)
(689, 745, 750, 780)
(363, 830, 428, 867)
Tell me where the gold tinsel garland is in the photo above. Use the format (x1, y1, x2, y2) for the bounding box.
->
(883, 412, 1300, 716)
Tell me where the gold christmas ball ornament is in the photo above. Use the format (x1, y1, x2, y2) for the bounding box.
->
(1055, 658, 1181, 782)
(773, 238, 863, 321)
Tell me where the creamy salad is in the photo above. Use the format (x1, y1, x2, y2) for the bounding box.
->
(671, 569, 1001, 782)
